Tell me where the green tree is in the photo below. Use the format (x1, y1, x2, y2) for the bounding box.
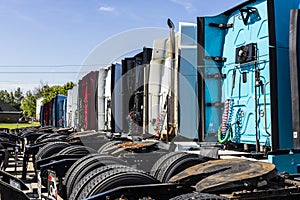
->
(12, 87, 23, 110)
(42, 82, 75, 104)
(20, 82, 75, 117)
(20, 91, 36, 117)
(0, 90, 10, 102)
(0, 87, 23, 110)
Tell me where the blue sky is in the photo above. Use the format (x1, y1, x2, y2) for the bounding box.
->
(0, 0, 246, 92)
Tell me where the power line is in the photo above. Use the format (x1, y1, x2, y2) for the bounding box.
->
(0, 64, 110, 68)
(0, 71, 93, 74)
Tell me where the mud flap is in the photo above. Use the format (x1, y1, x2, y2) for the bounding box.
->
(48, 170, 58, 200)
(289, 9, 300, 149)
(37, 170, 42, 199)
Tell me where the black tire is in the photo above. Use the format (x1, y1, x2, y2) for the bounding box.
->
(37, 133, 60, 140)
(63, 154, 97, 186)
(35, 142, 71, 186)
(35, 134, 66, 144)
(36, 137, 64, 144)
(64, 154, 126, 197)
(34, 133, 49, 143)
(169, 192, 228, 200)
(0, 132, 12, 141)
(69, 165, 132, 200)
(109, 145, 130, 157)
(35, 142, 70, 162)
(57, 145, 97, 155)
(21, 131, 43, 143)
(20, 129, 36, 138)
(68, 131, 96, 138)
(68, 131, 100, 141)
(156, 153, 208, 182)
(70, 156, 127, 194)
(97, 140, 121, 153)
(77, 168, 160, 200)
(38, 126, 54, 132)
(150, 152, 185, 178)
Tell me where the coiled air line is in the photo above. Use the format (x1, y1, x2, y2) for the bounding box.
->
(218, 99, 234, 144)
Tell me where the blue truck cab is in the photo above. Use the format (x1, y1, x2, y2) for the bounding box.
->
(196, 0, 300, 173)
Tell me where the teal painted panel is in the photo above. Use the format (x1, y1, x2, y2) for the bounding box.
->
(202, 15, 228, 141)
(268, 153, 300, 173)
(221, 1, 271, 146)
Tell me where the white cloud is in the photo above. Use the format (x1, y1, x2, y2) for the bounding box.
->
(170, 0, 196, 13)
(98, 6, 115, 12)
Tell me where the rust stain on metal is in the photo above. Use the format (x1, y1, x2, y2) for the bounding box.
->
(169, 158, 277, 193)
(117, 141, 155, 150)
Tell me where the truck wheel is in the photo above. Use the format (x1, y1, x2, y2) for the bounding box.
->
(57, 145, 97, 155)
(35, 142, 71, 185)
(65, 154, 127, 197)
(156, 153, 208, 182)
(36, 137, 65, 144)
(35, 133, 60, 144)
(35, 134, 68, 144)
(97, 140, 121, 153)
(35, 142, 70, 162)
(169, 192, 227, 200)
(34, 133, 50, 143)
(63, 154, 98, 186)
(68, 131, 98, 139)
(150, 152, 185, 177)
(0, 132, 12, 141)
(77, 168, 159, 200)
(69, 164, 132, 200)
(69, 156, 127, 195)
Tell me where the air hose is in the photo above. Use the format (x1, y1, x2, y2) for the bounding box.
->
(155, 114, 162, 138)
(218, 99, 234, 144)
(127, 112, 133, 135)
(127, 112, 137, 135)
(218, 127, 231, 144)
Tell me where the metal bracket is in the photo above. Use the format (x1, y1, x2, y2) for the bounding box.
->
(206, 74, 226, 79)
(87, 183, 193, 200)
(209, 23, 234, 29)
(39, 158, 79, 178)
(206, 102, 224, 107)
(204, 56, 227, 62)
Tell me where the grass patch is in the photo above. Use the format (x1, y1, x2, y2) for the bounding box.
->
(0, 122, 40, 130)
